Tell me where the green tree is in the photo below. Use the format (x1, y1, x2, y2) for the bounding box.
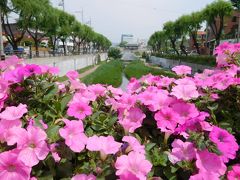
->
(1, 0, 31, 51)
(231, 0, 240, 9)
(163, 21, 180, 55)
(108, 47, 122, 59)
(148, 31, 166, 53)
(203, 0, 233, 46)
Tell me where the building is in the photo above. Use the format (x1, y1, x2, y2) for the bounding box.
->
(121, 34, 134, 44)
(205, 10, 240, 54)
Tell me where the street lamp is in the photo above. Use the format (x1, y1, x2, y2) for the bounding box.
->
(0, 7, 5, 60)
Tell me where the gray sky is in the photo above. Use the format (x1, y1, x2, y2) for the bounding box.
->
(51, 0, 215, 43)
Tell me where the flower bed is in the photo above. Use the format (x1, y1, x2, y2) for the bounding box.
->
(0, 42, 239, 179)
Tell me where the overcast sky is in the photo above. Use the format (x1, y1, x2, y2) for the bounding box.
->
(51, 0, 215, 43)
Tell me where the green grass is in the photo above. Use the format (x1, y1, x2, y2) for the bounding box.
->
(124, 60, 176, 79)
(82, 60, 123, 87)
(154, 54, 216, 66)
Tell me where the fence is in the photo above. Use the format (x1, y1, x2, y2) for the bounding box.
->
(149, 56, 213, 73)
(25, 53, 108, 76)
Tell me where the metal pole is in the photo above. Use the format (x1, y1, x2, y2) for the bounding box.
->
(0, 7, 5, 59)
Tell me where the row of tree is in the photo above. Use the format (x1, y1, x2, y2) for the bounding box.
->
(148, 0, 234, 55)
(0, 0, 112, 56)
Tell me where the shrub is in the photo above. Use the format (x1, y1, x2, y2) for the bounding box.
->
(154, 53, 216, 66)
(108, 47, 122, 59)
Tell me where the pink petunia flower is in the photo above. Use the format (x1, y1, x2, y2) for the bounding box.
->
(88, 84, 106, 97)
(168, 139, 196, 164)
(67, 101, 92, 120)
(227, 164, 240, 180)
(0, 103, 27, 121)
(189, 172, 219, 180)
(86, 135, 122, 159)
(209, 126, 239, 163)
(171, 84, 199, 101)
(59, 119, 88, 153)
(118, 107, 146, 133)
(122, 136, 145, 154)
(0, 150, 31, 180)
(115, 151, 152, 180)
(172, 65, 192, 75)
(18, 64, 42, 77)
(66, 70, 79, 80)
(50, 144, 61, 162)
(195, 150, 226, 177)
(17, 126, 49, 167)
(71, 174, 96, 180)
(154, 107, 181, 133)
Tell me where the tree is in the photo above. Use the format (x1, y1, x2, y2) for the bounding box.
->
(148, 31, 166, 53)
(231, 0, 240, 10)
(203, 0, 233, 46)
(17, 0, 53, 57)
(1, 0, 30, 51)
(108, 47, 122, 59)
(163, 21, 180, 55)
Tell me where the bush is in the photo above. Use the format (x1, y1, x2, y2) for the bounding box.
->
(124, 60, 176, 79)
(0, 43, 239, 180)
(108, 47, 122, 59)
(82, 60, 123, 87)
(154, 53, 216, 66)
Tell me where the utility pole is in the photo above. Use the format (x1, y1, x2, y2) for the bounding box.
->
(0, 7, 5, 60)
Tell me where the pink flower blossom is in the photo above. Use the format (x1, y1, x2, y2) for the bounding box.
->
(172, 65, 192, 75)
(59, 119, 88, 153)
(209, 126, 238, 162)
(171, 79, 199, 101)
(171, 101, 199, 120)
(72, 174, 96, 180)
(190, 172, 219, 180)
(168, 139, 196, 164)
(50, 144, 61, 162)
(118, 107, 146, 133)
(115, 151, 152, 180)
(154, 107, 181, 133)
(88, 84, 106, 97)
(195, 150, 226, 177)
(17, 126, 49, 167)
(0, 150, 31, 180)
(18, 64, 42, 77)
(122, 136, 145, 154)
(67, 102, 92, 120)
(86, 135, 122, 156)
(66, 70, 79, 80)
(0, 103, 27, 120)
(227, 164, 240, 180)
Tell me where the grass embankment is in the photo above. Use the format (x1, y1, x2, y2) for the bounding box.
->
(154, 54, 216, 66)
(82, 60, 123, 87)
(124, 60, 176, 79)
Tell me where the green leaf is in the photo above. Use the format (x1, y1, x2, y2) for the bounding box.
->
(108, 116, 118, 126)
(145, 143, 156, 151)
(47, 125, 61, 143)
(61, 94, 73, 112)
